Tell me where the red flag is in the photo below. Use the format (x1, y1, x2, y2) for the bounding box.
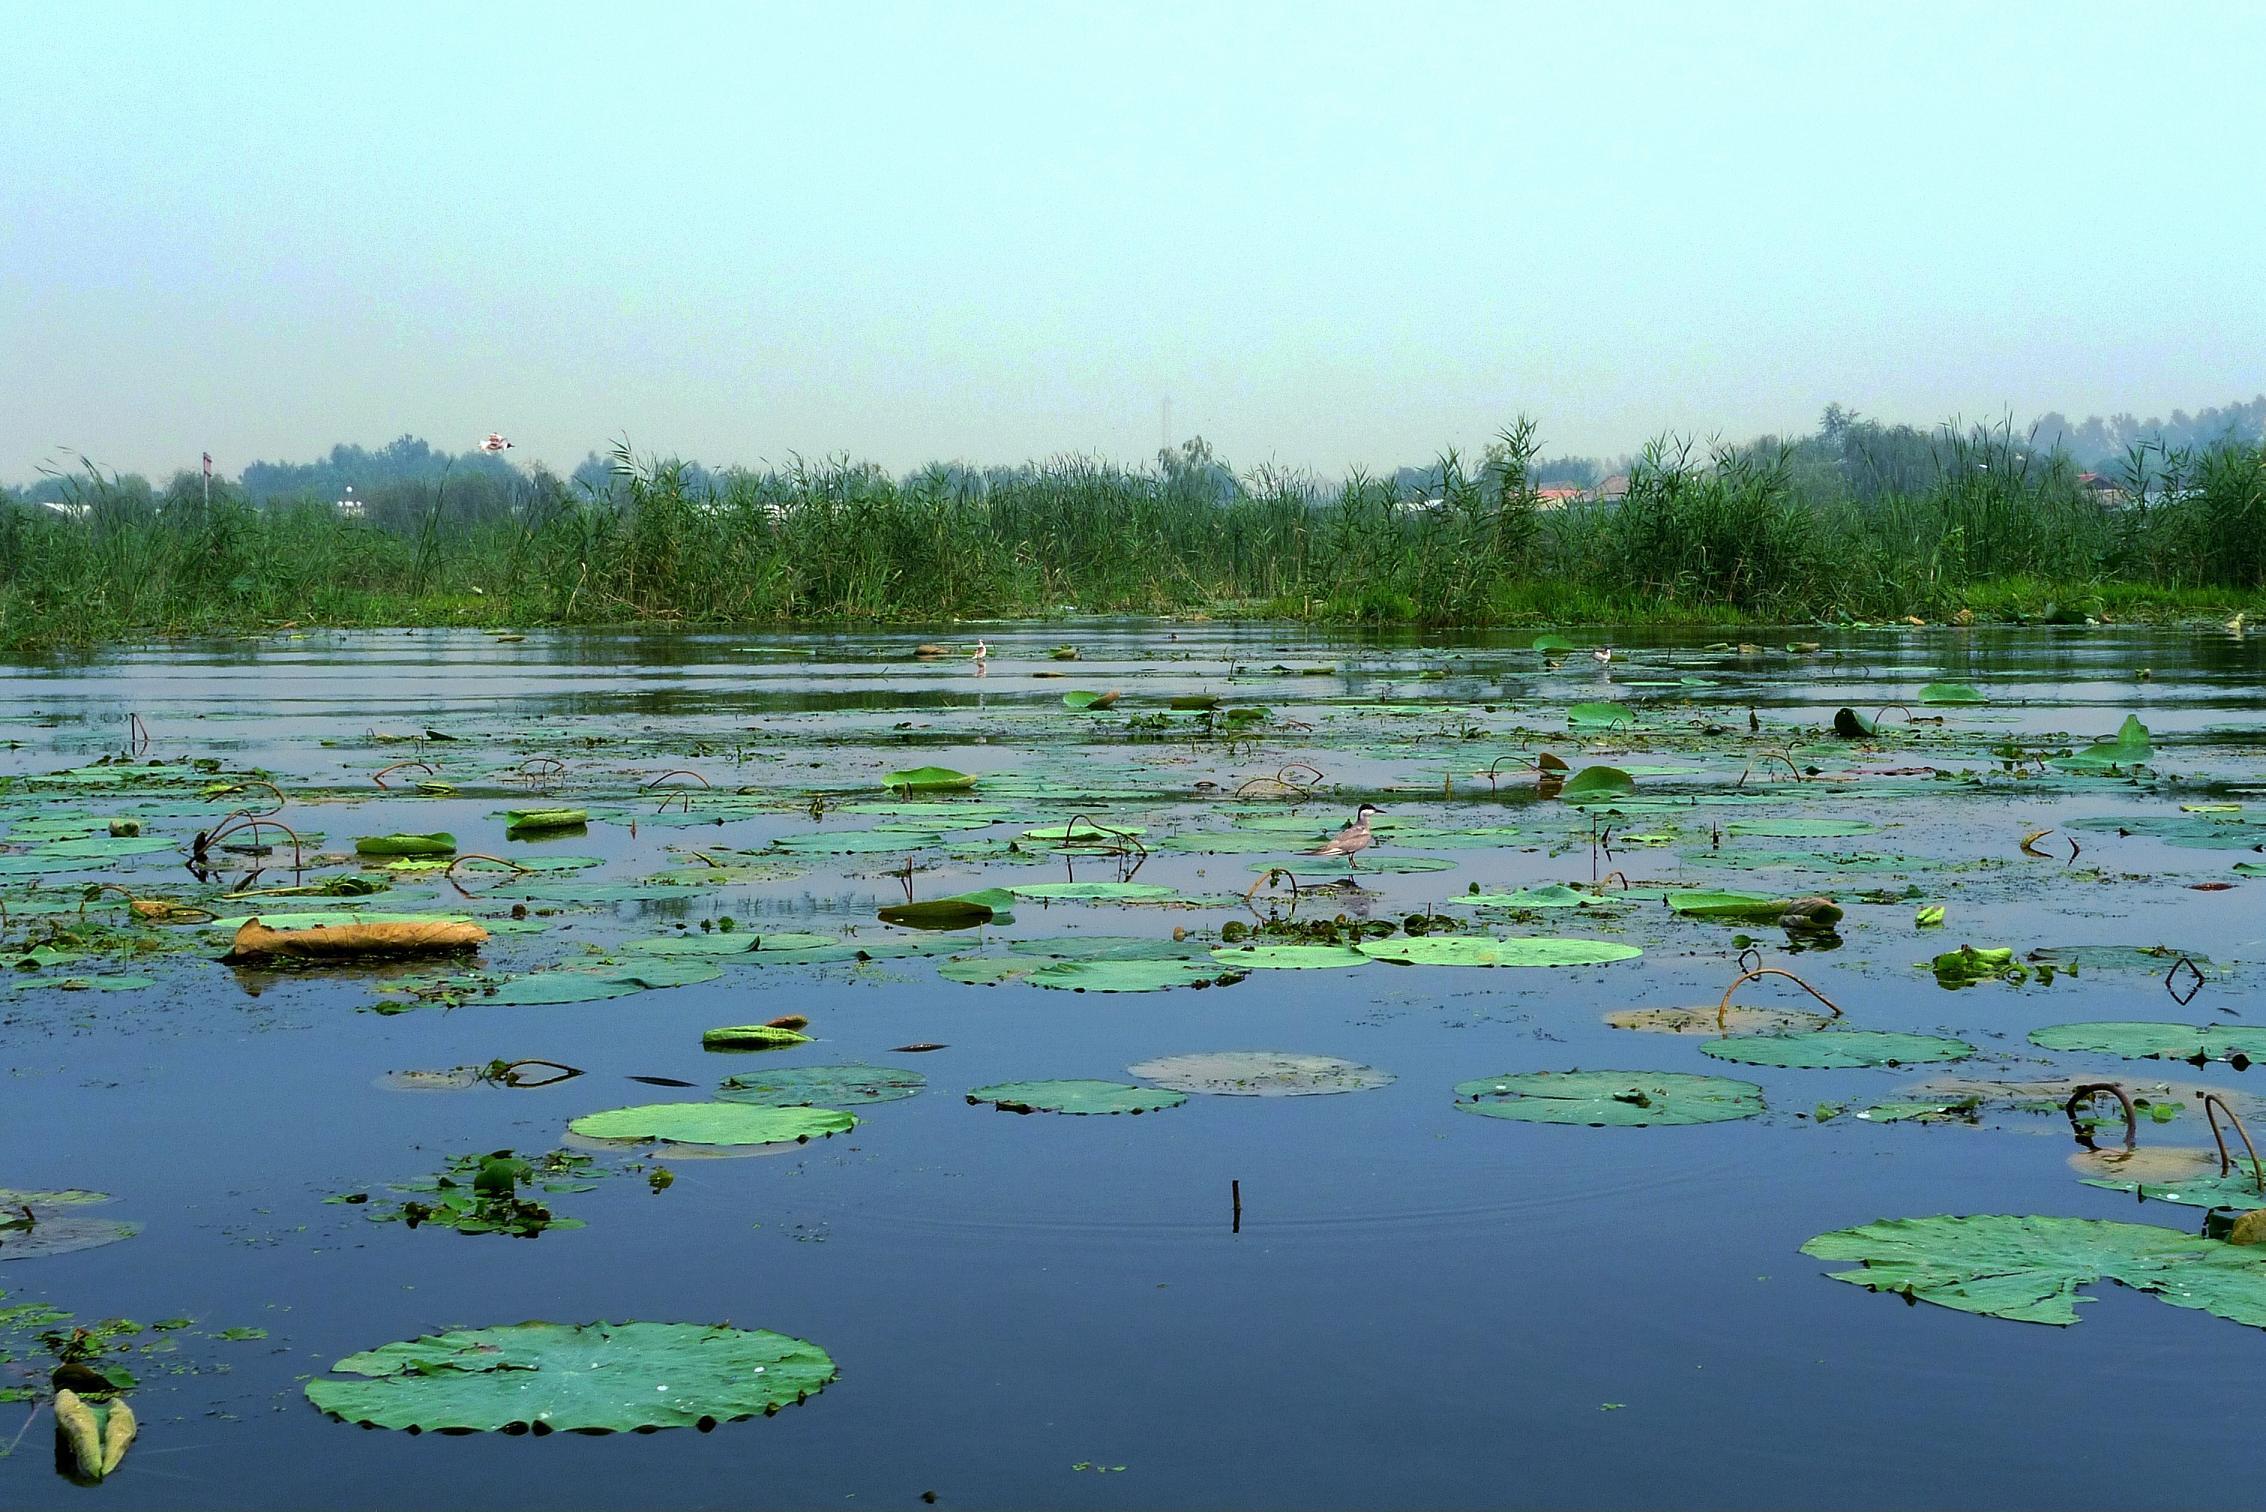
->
(202, 451, 213, 477)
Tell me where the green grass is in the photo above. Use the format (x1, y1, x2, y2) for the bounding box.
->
(4, 434, 2261, 655)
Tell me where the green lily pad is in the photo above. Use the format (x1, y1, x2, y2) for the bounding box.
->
(965, 1079, 1187, 1115)
(2029, 1022, 2266, 1064)
(1566, 701, 1635, 729)
(1458, 885, 1598, 909)
(1561, 766, 1636, 801)
(1700, 1030, 1973, 1069)
(31, 833, 175, 858)
(0, 1189, 140, 1260)
(1025, 958, 1245, 993)
(504, 808, 589, 833)
(1723, 818, 1877, 838)
(1207, 943, 1371, 969)
(1453, 1070, 1764, 1126)
(2026, 945, 2210, 972)
(884, 766, 977, 792)
(701, 1025, 813, 1051)
(1531, 634, 1575, 653)
(772, 829, 945, 855)
(2079, 1164, 2266, 1210)
(717, 1064, 925, 1107)
(624, 932, 839, 956)
(1355, 936, 1641, 968)
(355, 833, 458, 857)
(877, 899, 994, 928)
(1008, 882, 1177, 902)
(477, 960, 724, 1005)
(1802, 1213, 2266, 1328)
(1126, 1051, 1393, 1096)
(2052, 714, 2153, 772)
(1246, 855, 1457, 875)
(1918, 682, 1987, 705)
(568, 1102, 856, 1146)
(305, 1321, 835, 1432)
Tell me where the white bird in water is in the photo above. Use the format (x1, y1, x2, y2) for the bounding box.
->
(1308, 803, 1385, 871)
(1591, 646, 1614, 666)
(971, 639, 989, 676)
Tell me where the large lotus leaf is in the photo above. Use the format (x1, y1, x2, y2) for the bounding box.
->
(1248, 855, 1457, 875)
(701, 1025, 812, 1050)
(31, 833, 175, 858)
(1127, 1051, 1393, 1097)
(1606, 1006, 1831, 1036)
(1566, 701, 1635, 729)
(624, 932, 839, 956)
(1356, 936, 1641, 967)
(479, 960, 724, 1005)
(1723, 818, 1877, 838)
(772, 830, 945, 854)
(1005, 936, 1208, 961)
(0, 1188, 140, 1260)
(841, 802, 1016, 820)
(1208, 943, 1371, 970)
(1021, 820, 1146, 842)
(1008, 882, 1177, 902)
(748, 939, 961, 967)
(305, 1320, 835, 1432)
(1152, 830, 1317, 854)
(2029, 1021, 2266, 1064)
(1801, 1213, 2266, 1328)
(1459, 885, 1598, 909)
(966, 1079, 1187, 1115)
(1831, 707, 1879, 738)
(355, 833, 458, 857)
(2052, 715, 2154, 772)
(938, 956, 1046, 986)
(2066, 814, 2264, 850)
(2079, 1164, 2266, 1210)
(1453, 1070, 1764, 1127)
(1701, 1030, 1973, 1069)
(1918, 682, 1987, 704)
(883, 766, 977, 792)
(1025, 958, 1244, 993)
(2026, 945, 2210, 971)
(877, 898, 993, 928)
(1561, 766, 1635, 802)
(718, 1064, 925, 1107)
(1531, 633, 1575, 652)
(568, 1102, 856, 1146)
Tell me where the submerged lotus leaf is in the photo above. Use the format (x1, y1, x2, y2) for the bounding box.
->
(1248, 855, 1457, 875)
(1005, 936, 1208, 961)
(938, 956, 1046, 986)
(1606, 1006, 1831, 1036)
(31, 833, 175, 858)
(1459, 885, 1597, 909)
(624, 932, 838, 956)
(1025, 958, 1244, 993)
(717, 1064, 925, 1107)
(1127, 1051, 1393, 1097)
(1008, 882, 1177, 901)
(1918, 682, 1988, 705)
(772, 829, 945, 854)
(2026, 945, 2210, 972)
(1701, 1030, 1973, 1069)
(1208, 943, 1371, 969)
(1453, 1069, 1764, 1127)
(2029, 1021, 2266, 1064)
(0, 1188, 140, 1260)
(1723, 818, 1877, 838)
(965, 1079, 1187, 1115)
(305, 1320, 835, 1432)
(1356, 936, 1641, 967)
(1801, 1213, 2266, 1327)
(478, 960, 724, 1005)
(568, 1102, 855, 1146)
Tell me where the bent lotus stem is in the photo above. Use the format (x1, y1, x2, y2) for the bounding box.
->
(2201, 1092, 2265, 1194)
(488, 1058, 581, 1088)
(206, 779, 287, 818)
(201, 811, 303, 871)
(645, 769, 710, 814)
(127, 712, 150, 753)
(2166, 954, 2206, 1006)
(517, 756, 567, 783)
(372, 760, 436, 790)
(1244, 866, 1302, 915)
(1232, 763, 1323, 800)
(2063, 1082, 2137, 1151)
(1872, 703, 1911, 728)
(445, 853, 531, 896)
(1716, 965, 1844, 1032)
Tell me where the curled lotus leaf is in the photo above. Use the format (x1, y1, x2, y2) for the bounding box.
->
(568, 1102, 855, 1146)
(1700, 1030, 1973, 1069)
(304, 1320, 836, 1432)
(1801, 1213, 2266, 1328)
(1127, 1051, 1393, 1097)
(965, 1079, 1187, 1115)
(1453, 1069, 1764, 1127)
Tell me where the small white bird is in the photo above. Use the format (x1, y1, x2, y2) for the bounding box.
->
(478, 432, 513, 453)
(1592, 646, 1614, 666)
(1308, 803, 1385, 870)
(971, 639, 989, 676)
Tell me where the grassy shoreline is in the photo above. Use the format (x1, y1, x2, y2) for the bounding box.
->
(5, 432, 2260, 655)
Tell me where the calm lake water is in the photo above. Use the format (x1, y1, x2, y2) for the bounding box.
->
(2, 622, 2262, 1509)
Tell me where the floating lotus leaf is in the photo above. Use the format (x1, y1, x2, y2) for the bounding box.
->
(1918, 682, 1987, 704)
(1356, 936, 1641, 967)
(2029, 1021, 2266, 1064)
(206, 910, 478, 934)
(1831, 707, 1878, 738)
(1208, 943, 1371, 969)
(965, 1079, 1187, 1115)
(1005, 936, 1207, 960)
(478, 960, 724, 1005)
(504, 808, 589, 833)
(1060, 690, 1119, 710)
(305, 1320, 835, 1432)
(772, 829, 945, 854)
(1561, 766, 1635, 801)
(2052, 714, 2153, 772)
(1531, 633, 1575, 653)
(354, 833, 458, 857)
(1248, 855, 1457, 875)
(1152, 830, 1314, 854)
(1723, 818, 1877, 838)
(876, 899, 993, 928)
(1021, 820, 1146, 842)
(1127, 1051, 1393, 1097)
(1456, 885, 1594, 909)
(1453, 1070, 1764, 1127)
(938, 956, 1046, 986)
(624, 932, 838, 956)
(1854, 1099, 1982, 1123)
(1025, 958, 1244, 993)
(1008, 882, 1177, 902)
(883, 766, 977, 792)
(30, 834, 174, 858)
(1566, 701, 1635, 729)
(1701, 1030, 1973, 1069)
(701, 1025, 813, 1050)
(1801, 1213, 2266, 1327)
(2078, 1157, 2266, 1210)
(749, 939, 961, 967)
(0, 1189, 140, 1260)
(2025, 945, 2209, 972)
(568, 1102, 855, 1146)
(718, 1064, 925, 1107)
(1606, 1006, 1831, 1035)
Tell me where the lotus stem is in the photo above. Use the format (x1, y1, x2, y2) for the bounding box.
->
(372, 759, 435, 789)
(2166, 954, 2205, 1005)
(2202, 1093, 2265, 1194)
(2063, 1082, 2137, 1151)
(206, 779, 287, 817)
(1716, 965, 1844, 1031)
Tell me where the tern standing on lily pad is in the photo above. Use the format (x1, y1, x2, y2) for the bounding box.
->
(1309, 804, 1384, 871)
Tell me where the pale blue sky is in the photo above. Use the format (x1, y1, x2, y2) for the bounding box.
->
(4, 0, 2262, 481)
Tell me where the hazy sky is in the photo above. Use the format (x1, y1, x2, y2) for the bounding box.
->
(5, 0, 2263, 481)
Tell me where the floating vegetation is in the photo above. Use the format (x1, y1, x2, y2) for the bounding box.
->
(1355, 936, 1642, 968)
(1127, 1052, 1393, 1097)
(965, 1079, 1187, 1116)
(2029, 1022, 2266, 1066)
(0, 1189, 140, 1261)
(716, 1064, 925, 1107)
(567, 1103, 856, 1147)
(1700, 1031, 1974, 1069)
(1453, 1070, 1765, 1126)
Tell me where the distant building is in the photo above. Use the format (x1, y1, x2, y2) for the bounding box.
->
(2076, 472, 2128, 507)
(334, 485, 366, 520)
(1595, 473, 1631, 501)
(1534, 485, 1586, 509)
